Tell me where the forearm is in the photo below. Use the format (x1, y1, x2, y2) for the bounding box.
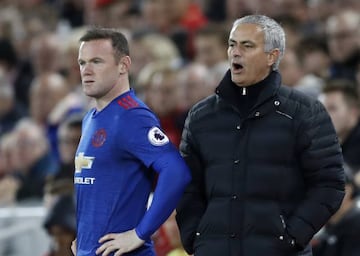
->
(135, 151, 191, 240)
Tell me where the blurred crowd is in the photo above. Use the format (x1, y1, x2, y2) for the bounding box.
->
(0, 0, 359, 255)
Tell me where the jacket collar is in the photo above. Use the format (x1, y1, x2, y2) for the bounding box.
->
(215, 69, 282, 110)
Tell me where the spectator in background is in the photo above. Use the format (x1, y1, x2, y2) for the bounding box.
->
(29, 73, 71, 162)
(278, 46, 327, 99)
(90, 0, 141, 30)
(319, 80, 360, 173)
(29, 32, 62, 76)
(272, 14, 303, 50)
(58, 0, 84, 28)
(279, 48, 304, 88)
(177, 63, 214, 115)
(130, 32, 182, 98)
(10, 118, 58, 201)
(312, 165, 360, 256)
(0, 132, 20, 206)
(296, 37, 330, 81)
(0, 38, 34, 108)
(55, 112, 82, 178)
(141, 0, 207, 59)
(193, 23, 228, 72)
(29, 73, 69, 127)
(223, 0, 251, 23)
(42, 114, 77, 254)
(326, 10, 360, 81)
(294, 36, 331, 98)
(42, 111, 82, 208)
(43, 116, 78, 212)
(0, 78, 27, 137)
(142, 64, 183, 147)
(43, 194, 76, 256)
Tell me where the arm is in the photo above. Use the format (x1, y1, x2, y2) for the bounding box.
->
(135, 149, 191, 240)
(97, 151, 190, 256)
(97, 109, 191, 255)
(175, 112, 207, 255)
(287, 101, 345, 249)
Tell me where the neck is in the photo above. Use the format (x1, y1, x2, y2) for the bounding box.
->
(95, 80, 130, 111)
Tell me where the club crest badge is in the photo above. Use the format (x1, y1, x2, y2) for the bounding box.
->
(148, 127, 169, 146)
(92, 128, 107, 147)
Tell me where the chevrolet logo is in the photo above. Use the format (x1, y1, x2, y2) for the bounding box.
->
(75, 152, 95, 173)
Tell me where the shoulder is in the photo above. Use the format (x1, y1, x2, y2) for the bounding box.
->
(279, 86, 318, 109)
(187, 94, 219, 121)
(277, 86, 326, 119)
(115, 90, 158, 121)
(116, 92, 142, 110)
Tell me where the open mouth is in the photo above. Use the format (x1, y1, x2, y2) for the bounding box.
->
(232, 63, 243, 72)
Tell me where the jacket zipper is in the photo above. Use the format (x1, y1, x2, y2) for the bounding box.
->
(280, 214, 286, 229)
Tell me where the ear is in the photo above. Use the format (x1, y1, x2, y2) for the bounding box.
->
(267, 48, 280, 67)
(118, 56, 131, 75)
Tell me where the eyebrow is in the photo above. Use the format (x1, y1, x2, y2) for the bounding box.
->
(228, 39, 254, 45)
(78, 57, 103, 63)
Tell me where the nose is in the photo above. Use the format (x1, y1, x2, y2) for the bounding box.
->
(229, 46, 241, 57)
(80, 63, 92, 75)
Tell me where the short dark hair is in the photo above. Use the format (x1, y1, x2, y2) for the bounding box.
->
(79, 27, 129, 62)
(322, 79, 359, 109)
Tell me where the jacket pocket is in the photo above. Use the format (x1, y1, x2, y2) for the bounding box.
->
(276, 214, 297, 253)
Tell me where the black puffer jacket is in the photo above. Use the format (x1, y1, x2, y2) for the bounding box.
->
(176, 70, 345, 256)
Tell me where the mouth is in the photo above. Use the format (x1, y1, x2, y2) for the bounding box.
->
(232, 62, 244, 73)
(83, 80, 95, 85)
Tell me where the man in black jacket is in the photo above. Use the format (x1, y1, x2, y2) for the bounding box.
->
(176, 14, 345, 256)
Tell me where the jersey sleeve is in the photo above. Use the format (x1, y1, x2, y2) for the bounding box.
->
(121, 108, 173, 167)
(120, 108, 191, 240)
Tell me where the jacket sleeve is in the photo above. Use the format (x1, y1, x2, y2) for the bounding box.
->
(176, 111, 207, 255)
(287, 100, 345, 249)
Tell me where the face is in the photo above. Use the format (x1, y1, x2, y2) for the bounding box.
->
(143, 0, 190, 30)
(302, 50, 330, 76)
(228, 23, 277, 87)
(321, 91, 357, 139)
(279, 50, 303, 87)
(146, 71, 179, 116)
(181, 66, 213, 108)
(327, 18, 360, 62)
(78, 39, 122, 100)
(194, 35, 227, 68)
(30, 75, 69, 124)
